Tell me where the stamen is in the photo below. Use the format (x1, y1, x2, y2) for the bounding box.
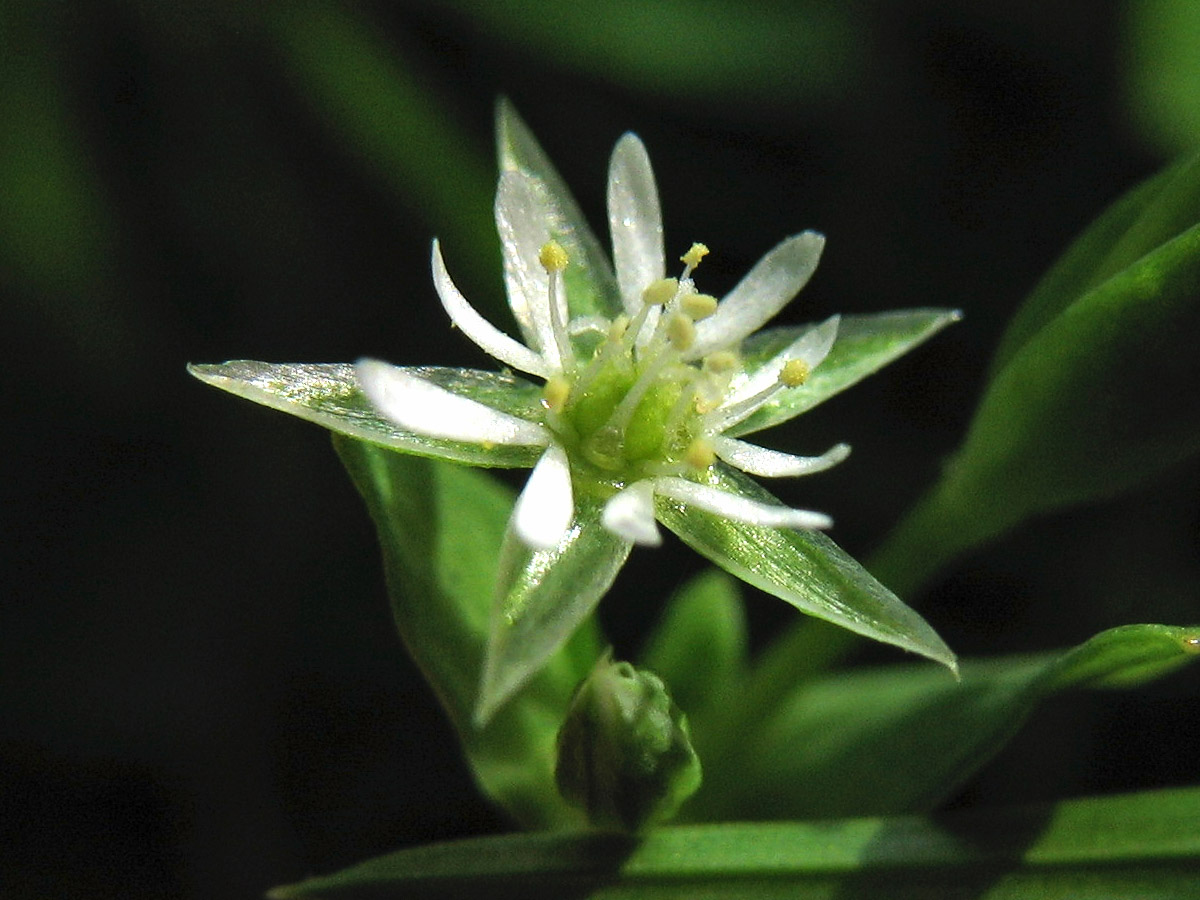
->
(665, 313, 696, 352)
(539, 240, 575, 372)
(542, 375, 571, 414)
(703, 350, 739, 374)
(780, 359, 810, 387)
(681, 293, 718, 321)
(642, 278, 679, 307)
(681, 243, 709, 269)
(684, 438, 715, 470)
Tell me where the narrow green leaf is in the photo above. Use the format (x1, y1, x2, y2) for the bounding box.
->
(728, 309, 961, 437)
(269, 784, 1200, 899)
(638, 569, 747, 720)
(1124, 0, 1200, 156)
(334, 438, 601, 828)
(658, 466, 956, 674)
(189, 361, 544, 467)
(991, 151, 1200, 374)
(496, 99, 622, 321)
(694, 623, 1200, 821)
(476, 495, 632, 725)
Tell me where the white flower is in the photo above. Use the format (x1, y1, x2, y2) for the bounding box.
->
(357, 133, 849, 551)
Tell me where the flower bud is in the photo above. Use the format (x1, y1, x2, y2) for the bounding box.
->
(555, 654, 702, 831)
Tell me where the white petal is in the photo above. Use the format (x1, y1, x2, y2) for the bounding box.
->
(712, 436, 850, 477)
(687, 231, 825, 360)
(513, 444, 575, 549)
(431, 240, 550, 378)
(720, 314, 842, 416)
(495, 171, 562, 367)
(356, 359, 550, 446)
(607, 134, 665, 316)
(601, 480, 662, 546)
(653, 476, 833, 530)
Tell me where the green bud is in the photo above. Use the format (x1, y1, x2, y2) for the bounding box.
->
(555, 653, 702, 831)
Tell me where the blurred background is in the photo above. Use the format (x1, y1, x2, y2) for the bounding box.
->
(3, 1, 1199, 896)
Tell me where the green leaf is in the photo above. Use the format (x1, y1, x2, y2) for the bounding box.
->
(496, 99, 622, 321)
(334, 438, 601, 828)
(1124, 0, 1200, 156)
(990, 151, 1200, 375)
(638, 569, 747, 720)
(873, 161, 1200, 598)
(693, 623, 1200, 821)
(657, 465, 956, 674)
(728, 309, 961, 437)
(189, 361, 544, 467)
(476, 494, 632, 725)
(268, 784, 1200, 898)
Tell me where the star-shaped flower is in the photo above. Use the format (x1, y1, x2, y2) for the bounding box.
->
(191, 102, 960, 721)
(358, 133, 849, 551)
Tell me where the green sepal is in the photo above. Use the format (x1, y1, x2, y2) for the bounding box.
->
(693, 623, 1200, 821)
(555, 655, 702, 831)
(333, 437, 601, 828)
(496, 99, 622, 321)
(268, 784, 1200, 899)
(476, 494, 632, 725)
(658, 465, 956, 674)
(189, 361, 544, 467)
(728, 308, 961, 437)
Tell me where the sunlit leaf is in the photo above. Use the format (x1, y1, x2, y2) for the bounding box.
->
(693, 623, 1200, 820)
(476, 494, 632, 725)
(269, 784, 1200, 899)
(658, 466, 956, 674)
(728, 309, 961, 436)
(334, 438, 600, 828)
(190, 361, 544, 467)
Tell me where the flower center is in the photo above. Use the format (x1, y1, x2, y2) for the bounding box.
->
(538, 241, 728, 479)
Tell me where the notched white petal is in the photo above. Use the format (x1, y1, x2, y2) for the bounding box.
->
(712, 437, 850, 477)
(496, 171, 559, 365)
(513, 444, 575, 550)
(431, 240, 550, 378)
(653, 476, 833, 531)
(356, 359, 549, 446)
(607, 133, 665, 315)
(601, 479, 662, 546)
(687, 231, 825, 360)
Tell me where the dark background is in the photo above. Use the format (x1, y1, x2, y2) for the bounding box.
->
(3, 2, 1199, 897)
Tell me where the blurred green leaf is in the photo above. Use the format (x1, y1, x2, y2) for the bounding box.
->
(264, 0, 497, 297)
(269, 783, 1200, 898)
(1124, 0, 1200, 156)
(638, 569, 747, 719)
(477, 495, 631, 725)
(729, 309, 961, 437)
(658, 466, 957, 674)
(873, 155, 1200, 598)
(692, 623, 1200, 820)
(431, 0, 866, 108)
(335, 438, 601, 827)
(189, 362, 545, 467)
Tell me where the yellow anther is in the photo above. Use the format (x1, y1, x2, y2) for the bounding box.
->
(666, 312, 696, 351)
(681, 293, 718, 321)
(703, 350, 739, 374)
(684, 438, 716, 470)
(608, 314, 630, 342)
(539, 240, 569, 272)
(780, 359, 810, 387)
(642, 277, 678, 306)
(681, 243, 709, 268)
(542, 375, 571, 413)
